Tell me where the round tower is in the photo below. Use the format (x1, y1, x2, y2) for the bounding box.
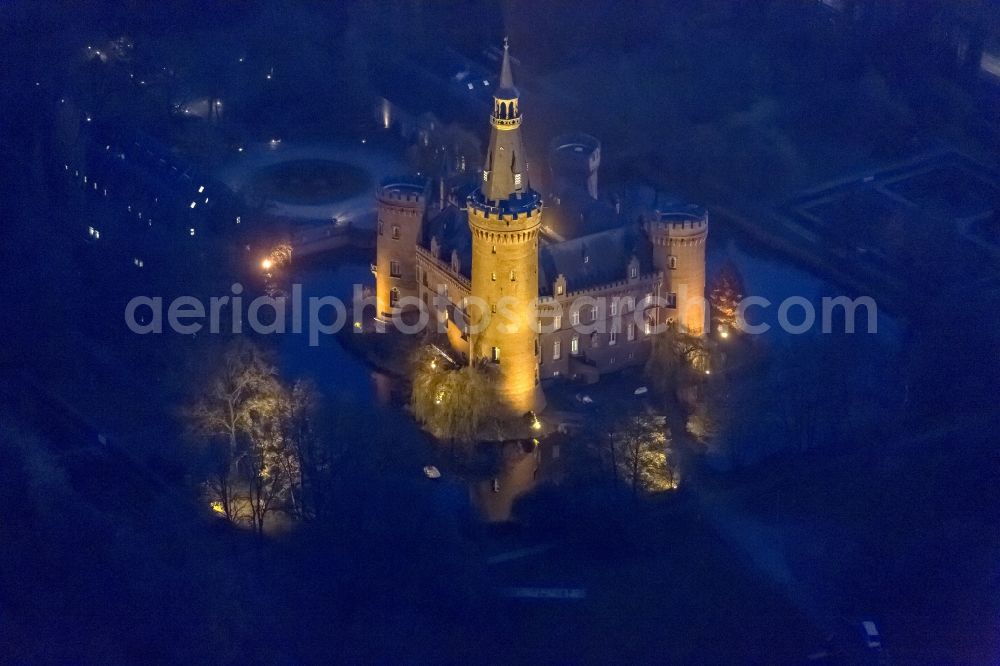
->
(645, 207, 709, 336)
(467, 41, 545, 415)
(375, 178, 428, 319)
(549, 133, 601, 200)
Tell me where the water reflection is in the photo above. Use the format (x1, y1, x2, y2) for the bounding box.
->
(469, 438, 542, 522)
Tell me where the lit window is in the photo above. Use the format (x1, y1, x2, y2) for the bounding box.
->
(491, 272, 497, 281)
(509, 270, 516, 281)
(627, 323, 636, 341)
(570, 335, 579, 355)
(390, 261, 401, 277)
(571, 310, 580, 326)
(644, 319, 652, 335)
(556, 283, 565, 296)
(514, 173, 522, 189)
(483, 170, 489, 182)
(553, 340, 562, 360)
(492, 245, 496, 254)
(491, 346, 500, 362)
(629, 264, 638, 279)
(609, 330, 617, 345)
(610, 300, 618, 317)
(553, 315, 562, 330)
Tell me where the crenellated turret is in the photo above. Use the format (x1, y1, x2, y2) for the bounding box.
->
(644, 208, 709, 335)
(375, 178, 429, 319)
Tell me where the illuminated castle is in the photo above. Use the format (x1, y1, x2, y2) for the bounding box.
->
(375, 43, 708, 415)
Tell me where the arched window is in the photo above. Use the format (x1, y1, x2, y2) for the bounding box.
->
(499, 101, 508, 119)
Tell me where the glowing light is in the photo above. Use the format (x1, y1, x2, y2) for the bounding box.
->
(261, 258, 273, 270)
(381, 99, 391, 128)
(189, 228, 196, 236)
(189, 201, 197, 208)
(353, 321, 362, 330)
(198, 185, 205, 193)
(430, 359, 437, 370)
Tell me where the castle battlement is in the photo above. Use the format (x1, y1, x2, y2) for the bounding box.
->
(538, 271, 662, 301)
(377, 179, 428, 206)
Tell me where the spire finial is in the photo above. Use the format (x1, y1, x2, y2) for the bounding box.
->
(499, 38, 515, 90)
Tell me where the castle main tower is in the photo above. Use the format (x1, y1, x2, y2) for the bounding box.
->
(645, 208, 709, 336)
(467, 41, 545, 415)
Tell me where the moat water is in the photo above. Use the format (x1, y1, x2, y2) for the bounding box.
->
(280, 258, 540, 522)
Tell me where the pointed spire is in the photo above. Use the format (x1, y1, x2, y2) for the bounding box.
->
(499, 37, 514, 91)
(480, 39, 532, 202)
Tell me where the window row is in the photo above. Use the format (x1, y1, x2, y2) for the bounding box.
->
(377, 221, 401, 240)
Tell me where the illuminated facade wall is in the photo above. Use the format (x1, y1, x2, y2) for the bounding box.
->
(467, 203, 545, 414)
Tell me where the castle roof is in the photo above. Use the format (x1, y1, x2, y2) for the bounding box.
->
(422, 203, 472, 279)
(539, 224, 654, 295)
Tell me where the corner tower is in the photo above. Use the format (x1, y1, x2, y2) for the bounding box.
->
(467, 41, 545, 414)
(645, 208, 709, 335)
(375, 178, 428, 320)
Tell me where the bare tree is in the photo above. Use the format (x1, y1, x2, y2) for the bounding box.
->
(644, 327, 709, 398)
(596, 411, 676, 495)
(242, 386, 297, 536)
(186, 340, 277, 522)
